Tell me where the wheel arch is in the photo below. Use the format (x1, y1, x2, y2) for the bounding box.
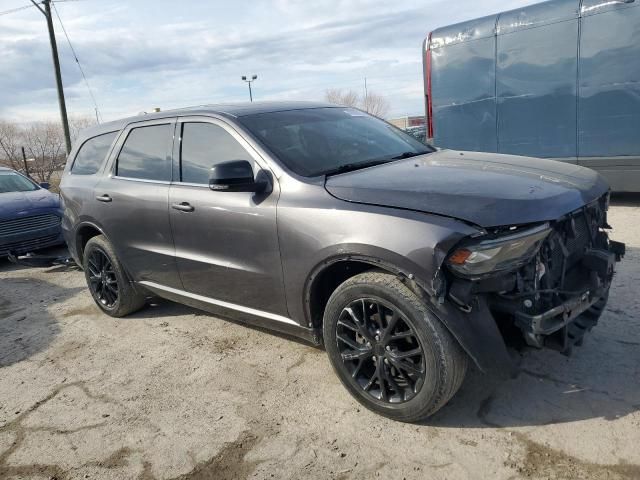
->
(304, 251, 426, 331)
(75, 221, 108, 263)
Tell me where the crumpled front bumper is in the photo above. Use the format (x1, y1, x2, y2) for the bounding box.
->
(493, 240, 625, 353)
(514, 288, 604, 336)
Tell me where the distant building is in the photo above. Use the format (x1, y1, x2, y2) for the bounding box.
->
(387, 115, 425, 129)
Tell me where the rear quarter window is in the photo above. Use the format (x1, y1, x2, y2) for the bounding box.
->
(71, 131, 118, 175)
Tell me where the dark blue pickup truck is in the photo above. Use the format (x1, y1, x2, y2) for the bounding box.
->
(0, 167, 64, 256)
(424, 0, 640, 192)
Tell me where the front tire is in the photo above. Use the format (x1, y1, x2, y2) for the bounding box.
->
(83, 235, 146, 317)
(323, 272, 467, 422)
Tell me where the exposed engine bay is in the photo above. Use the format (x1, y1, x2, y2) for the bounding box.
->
(445, 193, 625, 354)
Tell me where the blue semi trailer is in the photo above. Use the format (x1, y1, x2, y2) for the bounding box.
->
(424, 0, 640, 192)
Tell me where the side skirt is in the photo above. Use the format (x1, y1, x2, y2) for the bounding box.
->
(137, 280, 322, 345)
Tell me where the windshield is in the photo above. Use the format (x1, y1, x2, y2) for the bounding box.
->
(238, 107, 434, 177)
(0, 171, 39, 193)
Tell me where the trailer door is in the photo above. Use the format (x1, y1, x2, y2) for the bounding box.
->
(429, 16, 498, 153)
(578, 0, 640, 191)
(496, 0, 579, 161)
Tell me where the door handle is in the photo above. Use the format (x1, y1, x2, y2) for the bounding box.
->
(95, 194, 112, 203)
(172, 202, 195, 212)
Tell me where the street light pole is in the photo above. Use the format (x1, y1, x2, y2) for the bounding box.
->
(241, 75, 258, 102)
(31, 0, 72, 154)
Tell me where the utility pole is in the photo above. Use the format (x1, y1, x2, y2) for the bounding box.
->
(21, 146, 31, 179)
(31, 0, 72, 154)
(364, 77, 368, 102)
(241, 75, 258, 102)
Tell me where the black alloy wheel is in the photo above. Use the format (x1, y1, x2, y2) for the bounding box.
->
(87, 248, 119, 308)
(82, 235, 146, 317)
(323, 272, 468, 422)
(336, 298, 425, 403)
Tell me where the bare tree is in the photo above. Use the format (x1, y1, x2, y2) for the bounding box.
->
(324, 88, 391, 119)
(70, 116, 97, 142)
(0, 116, 96, 182)
(361, 92, 390, 119)
(0, 121, 24, 171)
(23, 122, 66, 184)
(324, 88, 360, 108)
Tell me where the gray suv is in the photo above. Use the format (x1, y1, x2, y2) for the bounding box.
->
(60, 101, 624, 421)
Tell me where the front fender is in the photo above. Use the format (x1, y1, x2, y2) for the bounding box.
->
(422, 291, 516, 379)
(305, 249, 515, 379)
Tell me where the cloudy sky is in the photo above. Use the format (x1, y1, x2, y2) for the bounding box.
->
(0, 0, 535, 123)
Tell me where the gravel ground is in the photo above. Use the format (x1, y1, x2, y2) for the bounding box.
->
(0, 196, 638, 480)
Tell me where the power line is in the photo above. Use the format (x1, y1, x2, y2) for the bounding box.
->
(52, 1, 101, 122)
(0, 4, 36, 16)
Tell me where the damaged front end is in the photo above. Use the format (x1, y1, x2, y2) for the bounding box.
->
(443, 193, 625, 355)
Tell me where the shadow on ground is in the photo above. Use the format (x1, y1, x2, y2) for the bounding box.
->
(428, 348, 640, 429)
(0, 246, 71, 274)
(0, 277, 85, 368)
(128, 297, 321, 348)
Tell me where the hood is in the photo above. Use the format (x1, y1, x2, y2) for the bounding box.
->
(0, 188, 60, 221)
(325, 150, 609, 228)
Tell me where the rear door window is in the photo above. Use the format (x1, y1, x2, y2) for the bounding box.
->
(116, 124, 173, 181)
(71, 131, 118, 175)
(180, 122, 252, 184)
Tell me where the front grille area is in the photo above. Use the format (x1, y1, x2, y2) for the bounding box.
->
(0, 214, 60, 238)
(565, 214, 591, 257)
(0, 233, 61, 255)
(541, 199, 605, 290)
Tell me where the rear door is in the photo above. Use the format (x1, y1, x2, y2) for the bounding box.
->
(168, 116, 288, 317)
(61, 130, 119, 255)
(94, 118, 181, 288)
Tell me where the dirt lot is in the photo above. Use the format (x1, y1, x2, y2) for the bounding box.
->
(1, 197, 639, 480)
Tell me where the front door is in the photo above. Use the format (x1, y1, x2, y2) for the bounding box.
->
(168, 117, 288, 317)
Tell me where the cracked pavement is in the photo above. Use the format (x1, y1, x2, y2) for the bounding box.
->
(0, 196, 638, 479)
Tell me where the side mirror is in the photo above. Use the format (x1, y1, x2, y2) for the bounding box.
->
(39, 182, 50, 190)
(209, 160, 267, 193)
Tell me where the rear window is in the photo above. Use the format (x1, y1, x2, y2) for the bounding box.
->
(116, 124, 173, 181)
(71, 131, 118, 175)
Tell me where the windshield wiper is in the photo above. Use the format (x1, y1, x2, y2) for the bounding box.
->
(322, 159, 393, 176)
(322, 151, 431, 176)
(391, 151, 428, 160)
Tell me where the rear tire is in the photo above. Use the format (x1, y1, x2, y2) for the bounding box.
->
(323, 272, 467, 422)
(83, 235, 146, 317)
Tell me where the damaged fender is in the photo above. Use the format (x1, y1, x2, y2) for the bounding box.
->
(302, 240, 515, 379)
(425, 293, 516, 379)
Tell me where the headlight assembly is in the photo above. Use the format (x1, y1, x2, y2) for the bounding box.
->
(446, 223, 551, 278)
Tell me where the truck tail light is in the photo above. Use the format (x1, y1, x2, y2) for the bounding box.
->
(425, 32, 434, 140)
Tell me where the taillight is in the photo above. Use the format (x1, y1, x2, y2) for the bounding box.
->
(426, 32, 434, 139)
